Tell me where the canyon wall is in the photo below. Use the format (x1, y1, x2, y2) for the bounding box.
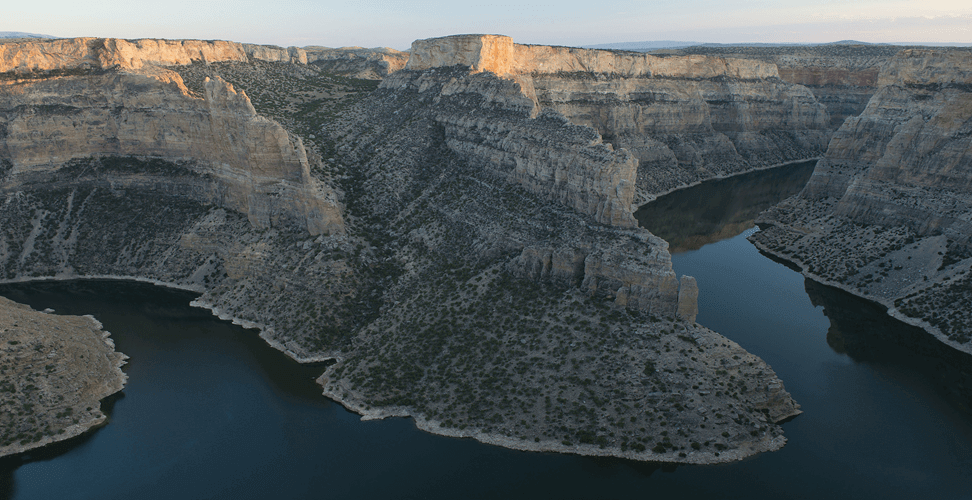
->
(751, 48, 972, 354)
(0, 66, 342, 235)
(305, 46, 409, 79)
(0, 37, 402, 80)
(322, 36, 800, 461)
(405, 35, 830, 206)
(672, 45, 903, 129)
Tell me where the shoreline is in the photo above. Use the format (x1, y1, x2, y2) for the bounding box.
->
(0, 274, 339, 364)
(317, 368, 793, 466)
(0, 273, 793, 466)
(633, 157, 822, 210)
(748, 234, 972, 358)
(0, 302, 128, 459)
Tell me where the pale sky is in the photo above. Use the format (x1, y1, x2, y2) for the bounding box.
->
(6, 0, 972, 50)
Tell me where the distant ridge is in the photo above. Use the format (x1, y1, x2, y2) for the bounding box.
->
(584, 40, 700, 50)
(589, 39, 972, 52)
(0, 31, 57, 39)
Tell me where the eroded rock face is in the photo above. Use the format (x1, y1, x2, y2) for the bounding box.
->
(403, 35, 830, 206)
(0, 37, 403, 81)
(672, 44, 904, 129)
(0, 38, 247, 73)
(0, 66, 343, 236)
(243, 44, 307, 65)
(677, 276, 699, 323)
(304, 46, 409, 79)
(751, 48, 972, 354)
(384, 66, 638, 228)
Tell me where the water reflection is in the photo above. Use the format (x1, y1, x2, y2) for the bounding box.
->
(805, 279, 972, 416)
(635, 161, 816, 253)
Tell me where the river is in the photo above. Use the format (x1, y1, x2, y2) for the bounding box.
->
(1, 161, 970, 499)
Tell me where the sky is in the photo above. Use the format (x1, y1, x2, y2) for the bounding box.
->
(5, 0, 972, 50)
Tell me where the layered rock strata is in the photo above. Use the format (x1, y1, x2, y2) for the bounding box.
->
(751, 48, 972, 354)
(0, 35, 801, 464)
(304, 46, 408, 79)
(0, 37, 402, 80)
(0, 296, 127, 458)
(670, 44, 906, 130)
(405, 35, 830, 206)
(0, 61, 342, 235)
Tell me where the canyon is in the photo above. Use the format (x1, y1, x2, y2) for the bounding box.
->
(750, 47, 972, 355)
(0, 33, 968, 464)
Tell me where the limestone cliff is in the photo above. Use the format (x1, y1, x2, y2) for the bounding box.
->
(751, 48, 972, 354)
(404, 35, 830, 205)
(672, 45, 905, 129)
(0, 37, 401, 81)
(304, 46, 408, 79)
(0, 38, 247, 73)
(0, 64, 342, 235)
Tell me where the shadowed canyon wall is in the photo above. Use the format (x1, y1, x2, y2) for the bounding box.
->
(751, 48, 972, 355)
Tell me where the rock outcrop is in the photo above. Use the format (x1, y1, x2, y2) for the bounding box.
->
(0, 37, 405, 81)
(751, 48, 972, 355)
(0, 38, 247, 73)
(0, 296, 127, 458)
(243, 43, 307, 65)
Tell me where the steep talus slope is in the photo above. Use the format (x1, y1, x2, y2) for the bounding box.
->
(0, 36, 800, 463)
(751, 48, 972, 354)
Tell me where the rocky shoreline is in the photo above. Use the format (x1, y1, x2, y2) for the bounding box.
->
(748, 235, 972, 357)
(319, 356, 796, 465)
(0, 295, 128, 458)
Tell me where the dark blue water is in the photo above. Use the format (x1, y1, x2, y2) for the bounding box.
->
(2, 165, 971, 499)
